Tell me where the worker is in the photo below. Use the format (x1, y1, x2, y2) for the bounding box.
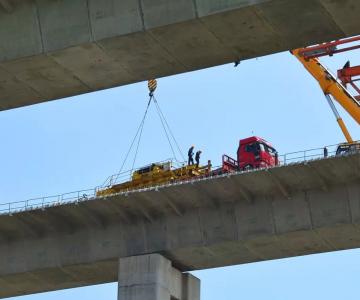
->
(195, 150, 202, 167)
(188, 145, 195, 165)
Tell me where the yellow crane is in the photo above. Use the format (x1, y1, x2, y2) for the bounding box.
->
(292, 49, 359, 143)
(291, 37, 360, 143)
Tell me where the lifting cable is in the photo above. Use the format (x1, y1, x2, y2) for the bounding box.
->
(113, 97, 152, 183)
(130, 97, 151, 172)
(153, 97, 177, 161)
(113, 79, 185, 183)
(153, 95, 186, 162)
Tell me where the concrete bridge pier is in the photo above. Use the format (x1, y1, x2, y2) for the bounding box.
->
(118, 254, 200, 300)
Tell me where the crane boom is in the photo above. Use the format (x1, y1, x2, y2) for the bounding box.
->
(292, 48, 360, 126)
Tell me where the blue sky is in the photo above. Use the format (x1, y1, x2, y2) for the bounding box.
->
(1, 49, 360, 299)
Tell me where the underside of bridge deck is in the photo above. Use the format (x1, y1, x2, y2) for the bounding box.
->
(0, 0, 359, 110)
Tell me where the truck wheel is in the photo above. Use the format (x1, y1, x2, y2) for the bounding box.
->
(243, 164, 253, 171)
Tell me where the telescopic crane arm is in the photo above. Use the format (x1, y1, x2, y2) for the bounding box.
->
(292, 38, 360, 143)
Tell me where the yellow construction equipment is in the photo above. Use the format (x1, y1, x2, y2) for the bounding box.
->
(96, 161, 211, 197)
(292, 47, 360, 143)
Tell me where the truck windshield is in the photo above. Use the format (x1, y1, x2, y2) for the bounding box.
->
(260, 143, 277, 156)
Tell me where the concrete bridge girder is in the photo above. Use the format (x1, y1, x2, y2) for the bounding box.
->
(0, 0, 359, 110)
(0, 155, 360, 298)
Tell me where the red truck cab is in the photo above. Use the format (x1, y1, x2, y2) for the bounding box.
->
(222, 136, 279, 172)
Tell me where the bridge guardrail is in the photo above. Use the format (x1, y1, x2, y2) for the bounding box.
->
(278, 143, 339, 165)
(0, 189, 96, 215)
(0, 142, 355, 216)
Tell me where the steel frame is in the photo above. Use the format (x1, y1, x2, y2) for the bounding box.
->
(299, 36, 360, 100)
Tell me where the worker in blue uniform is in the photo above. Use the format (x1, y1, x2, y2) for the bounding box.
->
(195, 150, 202, 167)
(188, 146, 195, 165)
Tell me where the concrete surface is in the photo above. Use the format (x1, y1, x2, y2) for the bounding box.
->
(0, 154, 360, 298)
(1, 0, 359, 110)
(118, 254, 200, 300)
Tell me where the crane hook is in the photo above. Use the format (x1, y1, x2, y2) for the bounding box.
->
(148, 79, 157, 97)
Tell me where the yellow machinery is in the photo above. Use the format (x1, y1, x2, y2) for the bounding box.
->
(96, 161, 211, 196)
(292, 47, 360, 143)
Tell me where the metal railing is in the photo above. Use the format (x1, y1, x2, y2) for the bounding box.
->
(0, 189, 97, 215)
(278, 143, 340, 165)
(0, 142, 356, 216)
